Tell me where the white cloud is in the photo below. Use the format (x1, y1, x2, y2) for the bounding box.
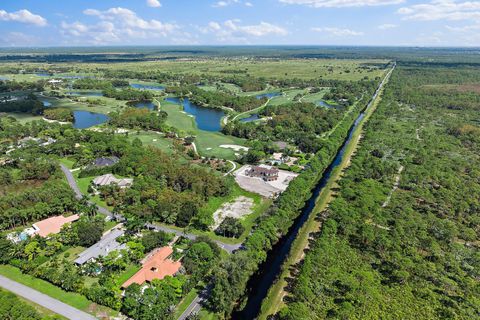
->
(212, 0, 253, 7)
(279, 0, 403, 8)
(82, 7, 176, 32)
(378, 23, 398, 29)
(0, 32, 41, 46)
(0, 9, 47, 26)
(445, 23, 480, 45)
(398, 0, 480, 21)
(146, 0, 162, 8)
(201, 20, 287, 42)
(311, 27, 364, 36)
(61, 7, 177, 45)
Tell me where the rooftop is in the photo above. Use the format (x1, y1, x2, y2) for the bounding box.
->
(122, 247, 181, 288)
(93, 174, 133, 187)
(93, 156, 120, 168)
(74, 229, 126, 265)
(33, 214, 79, 238)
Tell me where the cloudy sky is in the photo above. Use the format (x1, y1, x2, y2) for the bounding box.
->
(0, 0, 478, 47)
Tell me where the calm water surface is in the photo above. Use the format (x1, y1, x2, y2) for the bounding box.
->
(73, 111, 109, 129)
(130, 83, 165, 91)
(165, 97, 224, 132)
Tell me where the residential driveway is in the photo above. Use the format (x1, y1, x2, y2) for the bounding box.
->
(0, 275, 97, 320)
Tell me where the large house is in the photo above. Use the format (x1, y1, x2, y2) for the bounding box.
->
(33, 214, 80, 238)
(246, 165, 279, 181)
(74, 229, 126, 265)
(122, 247, 181, 288)
(93, 174, 133, 188)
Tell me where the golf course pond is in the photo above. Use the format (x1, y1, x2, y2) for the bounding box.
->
(130, 83, 165, 91)
(165, 97, 225, 132)
(72, 110, 109, 129)
(130, 100, 157, 110)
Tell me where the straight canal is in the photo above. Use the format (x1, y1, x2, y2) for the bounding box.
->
(231, 64, 394, 319)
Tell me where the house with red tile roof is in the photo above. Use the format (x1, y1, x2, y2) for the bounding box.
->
(33, 214, 80, 238)
(122, 247, 181, 288)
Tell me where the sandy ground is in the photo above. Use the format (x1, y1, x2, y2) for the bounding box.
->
(234, 165, 299, 198)
(212, 196, 254, 230)
(219, 144, 249, 152)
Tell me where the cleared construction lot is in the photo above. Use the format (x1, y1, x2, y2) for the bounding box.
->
(234, 165, 299, 198)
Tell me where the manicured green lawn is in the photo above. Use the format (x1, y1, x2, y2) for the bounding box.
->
(58, 157, 75, 169)
(0, 265, 118, 317)
(115, 264, 141, 287)
(128, 131, 175, 154)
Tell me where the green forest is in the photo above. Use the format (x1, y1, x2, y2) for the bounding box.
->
(278, 65, 480, 319)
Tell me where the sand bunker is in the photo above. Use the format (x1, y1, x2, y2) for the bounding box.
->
(219, 144, 249, 152)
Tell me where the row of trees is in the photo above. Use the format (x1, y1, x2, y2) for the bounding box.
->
(278, 65, 480, 319)
(206, 79, 378, 315)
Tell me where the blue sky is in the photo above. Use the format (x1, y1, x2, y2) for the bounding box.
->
(0, 0, 478, 47)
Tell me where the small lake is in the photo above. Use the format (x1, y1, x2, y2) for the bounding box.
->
(41, 100, 52, 107)
(256, 92, 281, 99)
(131, 101, 156, 110)
(317, 100, 338, 108)
(165, 97, 225, 132)
(59, 75, 91, 79)
(73, 111, 109, 129)
(0, 76, 9, 81)
(240, 114, 260, 123)
(130, 83, 165, 91)
(36, 73, 52, 77)
(66, 91, 104, 97)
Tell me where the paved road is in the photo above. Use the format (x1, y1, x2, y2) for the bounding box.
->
(224, 160, 237, 176)
(60, 164, 241, 253)
(0, 275, 97, 320)
(177, 287, 210, 320)
(60, 164, 83, 200)
(145, 223, 241, 253)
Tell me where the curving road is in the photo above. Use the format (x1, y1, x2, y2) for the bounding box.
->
(0, 275, 97, 320)
(60, 164, 241, 253)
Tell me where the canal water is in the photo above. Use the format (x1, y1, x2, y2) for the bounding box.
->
(232, 108, 368, 320)
(165, 97, 225, 132)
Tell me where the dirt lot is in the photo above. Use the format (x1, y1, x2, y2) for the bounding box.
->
(234, 165, 299, 198)
(212, 196, 254, 230)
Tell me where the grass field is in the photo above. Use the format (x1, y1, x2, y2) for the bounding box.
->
(0, 265, 119, 318)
